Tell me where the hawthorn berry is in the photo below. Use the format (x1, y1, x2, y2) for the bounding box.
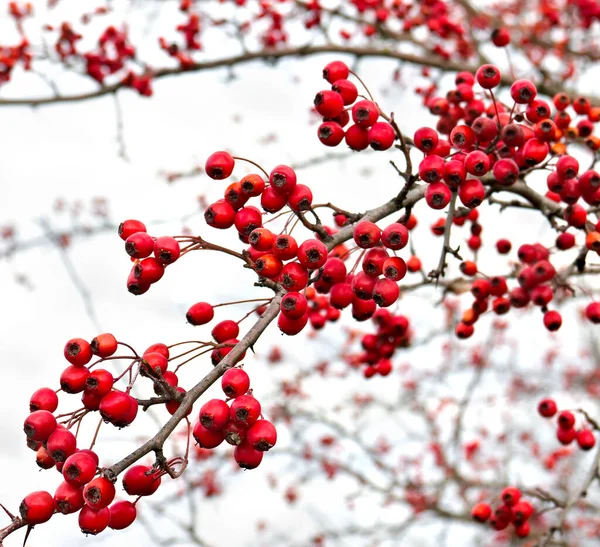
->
(19, 491, 55, 525)
(205, 151, 234, 180)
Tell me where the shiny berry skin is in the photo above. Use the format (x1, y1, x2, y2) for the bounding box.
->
(471, 503, 492, 522)
(458, 179, 485, 208)
(269, 165, 297, 196)
(221, 368, 250, 398)
(314, 90, 344, 118)
(322, 60, 349, 84)
(280, 292, 308, 320)
(119, 219, 146, 241)
(24, 410, 57, 442)
(352, 100, 379, 128)
(230, 395, 261, 427)
(199, 399, 230, 430)
(205, 151, 234, 180)
(122, 465, 162, 496)
(318, 121, 345, 147)
(90, 333, 118, 358)
(54, 481, 85, 515)
(510, 79, 537, 104)
(577, 430, 596, 451)
(19, 491, 55, 525)
(413, 127, 438, 153)
(345, 124, 370, 150)
(233, 441, 264, 469)
(208, 321, 238, 345)
(205, 200, 236, 229)
(556, 155, 579, 180)
(254, 254, 283, 278)
(425, 182, 451, 209)
(331, 78, 357, 105)
(239, 173, 265, 197)
(153, 236, 181, 265)
(108, 500, 137, 530)
(85, 368, 114, 397)
(125, 232, 154, 259)
(288, 184, 313, 212)
(450, 125, 475, 149)
(538, 398, 557, 418)
(476, 64, 501, 89)
(64, 338, 92, 367)
(493, 158, 519, 186)
(79, 505, 110, 535)
(144, 343, 169, 360)
(99, 391, 138, 428)
(234, 206, 263, 237)
(465, 150, 490, 176)
(382, 257, 407, 282)
(281, 262, 309, 291)
(47, 427, 77, 462)
(492, 27, 510, 46)
(193, 421, 225, 449)
(419, 155, 445, 183)
(381, 223, 409, 250)
(297, 239, 328, 269)
(186, 302, 215, 326)
(368, 122, 395, 150)
(353, 221, 381, 248)
(372, 278, 400, 307)
(63, 452, 97, 487)
(247, 419, 277, 451)
(134, 257, 164, 285)
(329, 283, 354, 309)
(29, 388, 59, 413)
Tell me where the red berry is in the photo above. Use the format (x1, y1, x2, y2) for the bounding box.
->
(323, 61, 349, 84)
(29, 388, 59, 413)
(54, 481, 85, 515)
(193, 421, 225, 448)
(153, 236, 181, 265)
(247, 419, 277, 451)
(118, 219, 146, 241)
(199, 399, 230, 430)
(125, 232, 154, 259)
(123, 465, 161, 496)
(352, 100, 379, 128)
(186, 302, 215, 326)
(79, 505, 110, 535)
(475, 64, 501, 89)
(230, 395, 261, 427)
(314, 90, 344, 118)
(64, 338, 92, 367)
(368, 122, 395, 150)
(205, 151, 234, 180)
(471, 502, 492, 522)
(108, 500, 137, 530)
(47, 427, 77, 462)
(577, 429, 596, 450)
(221, 368, 250, 398)
(19, 491, 55, 524)
(63, 452, 97, 487)
(538, 398, 557, 418)
(24, 410, 57, 442)
(205, 200, 236, 229)
(233, 441, 264, 469)
(99, 391, 138, 428)
(90, 333, 118, 358)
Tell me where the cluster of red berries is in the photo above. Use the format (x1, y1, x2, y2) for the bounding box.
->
(455, 242, 565, 337)
(119, 219, 182, 296)
(19, 329, 236, 537)
(538, 399, 597, 450)
(348, 308, 412, 378)
(21, 335, 143, 535)
(454, 235, 600, 338)
(193, 367, 277, 469)
(158, 12, 201, 69)
(313, 60, 396, 151)
(471, 487, 534, 537)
